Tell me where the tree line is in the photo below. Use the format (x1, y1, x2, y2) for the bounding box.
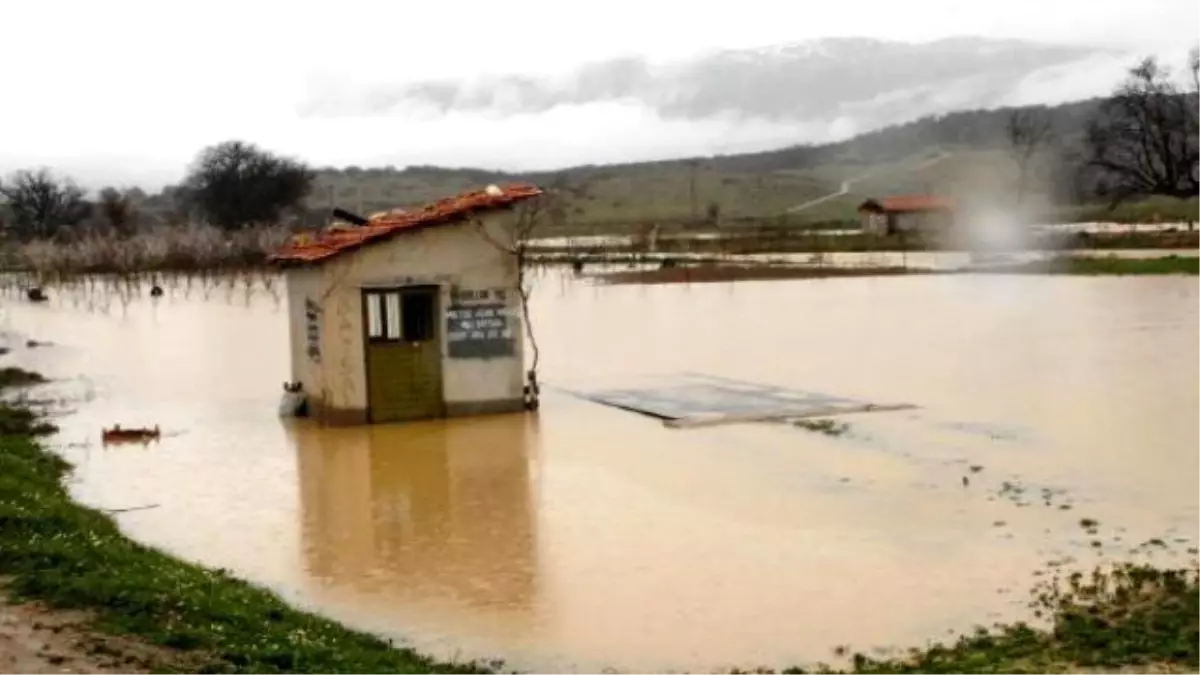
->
(0, 140, 315, 241)
(1080, 51, 1198, 203)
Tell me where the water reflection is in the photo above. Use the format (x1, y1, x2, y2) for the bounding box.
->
(292, 414, 540, 623)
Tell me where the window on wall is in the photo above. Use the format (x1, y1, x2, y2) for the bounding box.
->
(366, 292, 384, 339)
(365, 288, 437, 343)
(384, 292, 402, 339)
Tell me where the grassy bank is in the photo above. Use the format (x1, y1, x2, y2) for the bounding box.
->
(985, 255, 1200, 276)
(1061, 255, 1199, 275)
(591, 265, 926, 285)
(790, 562, 1199, 674)
(1, 368, 1197, 674)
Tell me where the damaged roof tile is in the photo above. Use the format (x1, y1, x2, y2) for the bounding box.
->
(269, 182, 543, 264)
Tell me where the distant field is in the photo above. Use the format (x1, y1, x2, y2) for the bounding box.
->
(310, 161, 839, 226)
(309, 148, 1005, 225)
(306, 149, 1198, 236)
(107, 96, 1194, 235)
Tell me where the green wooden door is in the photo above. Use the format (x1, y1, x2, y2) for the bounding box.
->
(363, 286, 444, 423)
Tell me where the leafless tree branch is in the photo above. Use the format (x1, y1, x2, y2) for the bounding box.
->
(471, 198, 545, 408)
(1083, 52, 1200, 206)
(1006, 108, 1054, 204)
(1189, 46, 1199, 101)
(0, 169, 91, 240)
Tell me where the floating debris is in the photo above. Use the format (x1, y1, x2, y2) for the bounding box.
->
(101, 424, 161, 444)
(104, 503, 160, 514)
(793, 418, 850, 437)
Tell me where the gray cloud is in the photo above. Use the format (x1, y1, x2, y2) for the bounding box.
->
(300, 37, 1110, 130)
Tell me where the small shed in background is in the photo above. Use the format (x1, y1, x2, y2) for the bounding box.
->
(857, 195, 955, 236)
(269, 184, 543, 425)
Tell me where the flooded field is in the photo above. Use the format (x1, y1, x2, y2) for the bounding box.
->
(530, 221, 1198, 249)
(538, 248, 1200, 274)
(1, 270, 1197, 672)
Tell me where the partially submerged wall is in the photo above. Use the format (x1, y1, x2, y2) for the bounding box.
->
(284, 266, 325, 400)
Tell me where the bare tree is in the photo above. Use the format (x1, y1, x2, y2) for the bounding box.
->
(0, 169, 91, 240)
(543, 174, 570, 229)
(98, 187, 137, 236)
(1083, 52, 1199, 205)
(1190, 45, 1199, 96)
(471, 197, 545, 410)
(705, 200, 722, 227)
(1006, 107, 1054, 204)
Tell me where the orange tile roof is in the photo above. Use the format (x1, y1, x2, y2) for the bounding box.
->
(270, 183, 544, 264)
(858, 195, 955, 213)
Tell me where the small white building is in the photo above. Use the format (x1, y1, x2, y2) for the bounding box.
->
(270, 184, 543, 425)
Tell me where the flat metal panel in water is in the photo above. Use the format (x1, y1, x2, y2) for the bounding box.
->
(559, 372, 869, 421)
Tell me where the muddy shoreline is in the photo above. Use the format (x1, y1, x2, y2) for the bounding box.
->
(0, 583, 171, 674)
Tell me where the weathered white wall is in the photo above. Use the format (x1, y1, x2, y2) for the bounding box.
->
(284, 266, 325, 396)
(860, 212, 887, 235)
(283, 211, 526, 420)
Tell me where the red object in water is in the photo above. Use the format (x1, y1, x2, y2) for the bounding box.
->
(101, 424, 161, 444)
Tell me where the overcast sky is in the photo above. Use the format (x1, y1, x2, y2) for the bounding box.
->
(0, 0, 1196, 190)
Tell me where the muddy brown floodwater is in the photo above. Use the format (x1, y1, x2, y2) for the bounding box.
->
(1, 270, 1197, 673)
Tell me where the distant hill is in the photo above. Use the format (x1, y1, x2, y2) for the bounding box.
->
(290, 35, 1146, 230)
(305, 98, 1106, 231)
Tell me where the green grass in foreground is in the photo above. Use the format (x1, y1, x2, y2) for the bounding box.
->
(788, 563, 1200, 673)
(1, 367, 1197, 674)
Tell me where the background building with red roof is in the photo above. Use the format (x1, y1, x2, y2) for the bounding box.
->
(271, 183, 543, 425)
(857, 194, 956, 236)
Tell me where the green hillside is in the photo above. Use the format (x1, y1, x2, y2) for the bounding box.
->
(123, 97, 1192, 234)
(304, 98, 1159, 233)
